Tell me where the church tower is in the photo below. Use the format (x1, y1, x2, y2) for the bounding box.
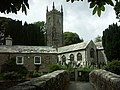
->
(46, 2, 63, 47)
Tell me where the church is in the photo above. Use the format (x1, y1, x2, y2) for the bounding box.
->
(0, 4, 107, 72)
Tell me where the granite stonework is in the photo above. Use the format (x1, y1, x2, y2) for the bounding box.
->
(7, 70, 69, 90)
(46, 3, 63, 47)
(89, 69, 120, 90)
(0, 53, 57, 72)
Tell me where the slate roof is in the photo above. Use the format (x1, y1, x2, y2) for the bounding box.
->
(0, 41, 104, 54)
(0, 45, 57, 53)
(58, 41, 89, 53)
(95, 42, 103, 50)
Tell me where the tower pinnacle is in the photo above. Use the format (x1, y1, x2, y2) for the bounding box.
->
(61, 5, 63, 12)
(47, 6, 48, 12)
(53, 2, 55, 9)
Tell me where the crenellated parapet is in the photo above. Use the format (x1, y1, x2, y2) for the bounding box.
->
(46, 2, 63, 16)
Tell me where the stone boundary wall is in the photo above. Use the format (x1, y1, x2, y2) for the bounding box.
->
(89, 69, 120, 90)
(8, 70, 69, 90)
(0, 80, 26, 90)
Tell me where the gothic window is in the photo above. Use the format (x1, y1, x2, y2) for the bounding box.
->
(90, 48, 94, 58)
(77, 53, 82, 61)
(70, 54, 74, 61)
(62, 55, 66, 63)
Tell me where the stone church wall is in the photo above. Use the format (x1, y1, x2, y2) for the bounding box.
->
(58, 50, 86, 67)
(86, 41, 97, 65)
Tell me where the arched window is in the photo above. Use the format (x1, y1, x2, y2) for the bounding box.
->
(62, 55, 66, 63)
(77, 53, 82, 61)
(70, 54, 74, 61)
(90, 48, 94, 58)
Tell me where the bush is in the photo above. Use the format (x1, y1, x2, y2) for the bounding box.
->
(1, 57, 28, 75)
(48, 64, 65, 72)
(1, 72, 25, 80)
(104, 60, 120, 75)
(31, 72, 43, 78)
(77, 67, 94, 82)
(1, 57, 28, 80)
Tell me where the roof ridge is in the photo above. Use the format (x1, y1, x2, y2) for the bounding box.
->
(59, 41, 89, 48)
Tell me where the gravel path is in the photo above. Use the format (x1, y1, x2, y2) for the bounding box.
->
(68, 81, 95, 90)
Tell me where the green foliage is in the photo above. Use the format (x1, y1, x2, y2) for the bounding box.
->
(0, 57, 28, 80)
(0, 17, 45, 46)
(64, 32, 83, 46)
(0, 0, 29, 14)
(33, 21, 45, 30)
(48, 64, 65, 72)
(102, 23, 120, 61)
(22, 22, 45, 46)
(1, 57, 28, 75)
(0, 0, 117, 17)
(31, 72, 42, 78)
(27, 72, 43, 78)
(104, 60, 120, 75)
(77, 67, 94, 81)
(114, 0, 120, 20)
(94, 35, 102, 42)
(1, 72, 25, 80)
(66, 0, 114, 17)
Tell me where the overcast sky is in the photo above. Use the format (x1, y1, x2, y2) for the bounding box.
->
(0, 0, 119, 41)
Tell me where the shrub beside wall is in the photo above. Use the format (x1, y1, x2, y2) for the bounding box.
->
(77, 67, 94, 82)
(104, 60, 120, 75)
(89, 69, 120, 90)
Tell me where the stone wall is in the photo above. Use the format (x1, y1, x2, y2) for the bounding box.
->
(89, 69, 120, 90)
(8, 70, 69, 90)
(0, 80, 26, 90)
(0, 53, 57, 72)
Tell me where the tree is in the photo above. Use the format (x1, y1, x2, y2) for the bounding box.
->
(104, 60, 120, 75)
(0, 0, 29, 14)
(0, 0, 117, 17)
(67, 0, 114, 17)
(33, 21, 45, 30)
(0, 17, 45, 46)
(64, 32, 83, 46)
(114, 0, 120, 20)
(94, 35, 102, 42)
(0, 17, 12, 45)
(102, 23, 120, 61)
